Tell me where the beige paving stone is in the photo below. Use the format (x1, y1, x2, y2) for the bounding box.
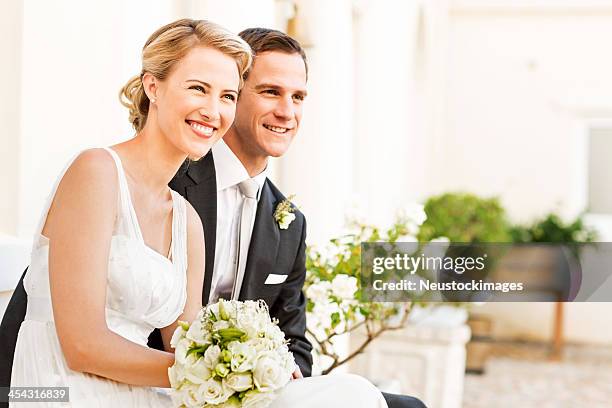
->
(463, 342, 612, 408)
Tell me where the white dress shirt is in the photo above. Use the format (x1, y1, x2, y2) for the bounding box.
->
(210, 140, 267, 303)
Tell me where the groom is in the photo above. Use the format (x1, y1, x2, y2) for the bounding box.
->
(0, 28, 426, 408)
(164, 28, 426, 408)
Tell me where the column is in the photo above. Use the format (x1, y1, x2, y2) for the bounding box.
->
(275, 0, 355, 245)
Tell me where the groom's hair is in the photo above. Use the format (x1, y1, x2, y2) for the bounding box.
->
(238, 28, 308, 80)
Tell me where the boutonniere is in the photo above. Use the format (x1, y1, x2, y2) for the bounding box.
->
(274, 194, 297, 230)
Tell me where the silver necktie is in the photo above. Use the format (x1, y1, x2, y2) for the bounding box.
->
(211, 179, 259, 302)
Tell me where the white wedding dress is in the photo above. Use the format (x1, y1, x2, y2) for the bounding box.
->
(11, 147, 387, 408)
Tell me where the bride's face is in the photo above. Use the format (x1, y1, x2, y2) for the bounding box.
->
(151, 46, 240, 159)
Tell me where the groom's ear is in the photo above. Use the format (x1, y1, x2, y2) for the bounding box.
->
(142, 72, 159, 102)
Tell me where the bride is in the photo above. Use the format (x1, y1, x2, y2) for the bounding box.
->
(10, 19, 387, 407)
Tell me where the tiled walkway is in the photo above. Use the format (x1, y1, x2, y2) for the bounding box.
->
(463, 342, 612, 408)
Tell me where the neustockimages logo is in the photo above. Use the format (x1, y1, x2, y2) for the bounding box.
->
(372, 253, 487, 275)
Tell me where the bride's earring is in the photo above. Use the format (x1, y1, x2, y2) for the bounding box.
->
(151, 98, 156, 104)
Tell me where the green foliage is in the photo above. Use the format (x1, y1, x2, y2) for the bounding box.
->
(417, 192, 511, 242)
(509, 213, 597, 243)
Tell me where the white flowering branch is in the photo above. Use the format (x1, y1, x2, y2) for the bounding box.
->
(305, 204, 429, 374)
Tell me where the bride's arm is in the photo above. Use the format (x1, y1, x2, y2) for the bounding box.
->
(46, 149, 173, 387)
(159, 202, 205, 352)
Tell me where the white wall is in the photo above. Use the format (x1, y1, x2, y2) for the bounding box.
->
(440, 0, 612, 223)
(16, 0, 182, 238)
(184, 0, 276, 33)
(275, 0, 356, 244)
(351, 0, 427, 228)
(443, 0, 612, 344)
(0, 0, 23, 236)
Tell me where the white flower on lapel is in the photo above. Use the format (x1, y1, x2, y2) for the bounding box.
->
(273, 195, 296, 230)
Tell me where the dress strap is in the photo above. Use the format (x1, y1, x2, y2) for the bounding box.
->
(100, 147, 145, 242)
(170, 190, 188, 273)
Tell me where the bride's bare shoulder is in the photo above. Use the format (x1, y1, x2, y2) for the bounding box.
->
(55, 148, 120, 193)
(68, 148, 118, 177)
(42, 148, 120, 237)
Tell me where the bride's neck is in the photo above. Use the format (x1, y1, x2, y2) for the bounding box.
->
(115, 127, 186, 195)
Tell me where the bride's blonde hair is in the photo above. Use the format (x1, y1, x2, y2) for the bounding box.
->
(119, 19, 252, 132)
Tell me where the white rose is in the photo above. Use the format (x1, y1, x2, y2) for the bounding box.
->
(228, 341, 257, 373)
(173, 382, 203, 407)
(186, 319, 208, 345)
(331, 274, 358, 300)
(218, 299, 239, 321)
(279, 350, 296, 378)
(224, 372, 253, 392)
(279, 212, 295, 229)
(215, 362, 230, 378)
(184, 357, 212, 384)
(168, 363, 186, 389)
(174, 338, 193, 365)
(241, 389, 277, 408)
(253, 352, 290, 392)
(170, 325, 186, 349)
(305, 280, 331, 304)
(246, 337, 274, 353)
(216, 395, 242, 408)
(204, 345, 221, 369)
(213, 320, 231, 331)
(200, 377, 232, 405)
(206, 303, 220, 320)
(263, 324, 284, 343)
(236, 307, 265, 338)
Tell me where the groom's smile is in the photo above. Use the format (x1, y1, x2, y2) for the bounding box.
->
(263, 124, 292, 134)
(225, 50, 307, 162)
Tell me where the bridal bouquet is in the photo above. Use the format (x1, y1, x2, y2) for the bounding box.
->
(169, 299, 295, 408)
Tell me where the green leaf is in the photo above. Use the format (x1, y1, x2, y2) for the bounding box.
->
(217, 328, 245, 341)
(186, 345, 207, 358)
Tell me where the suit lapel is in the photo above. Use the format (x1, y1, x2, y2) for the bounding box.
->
(169, 152, 217, 305)
(238, 180, 280, 300)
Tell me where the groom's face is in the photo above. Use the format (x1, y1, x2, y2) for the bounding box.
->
(232, 51, 307, 158)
